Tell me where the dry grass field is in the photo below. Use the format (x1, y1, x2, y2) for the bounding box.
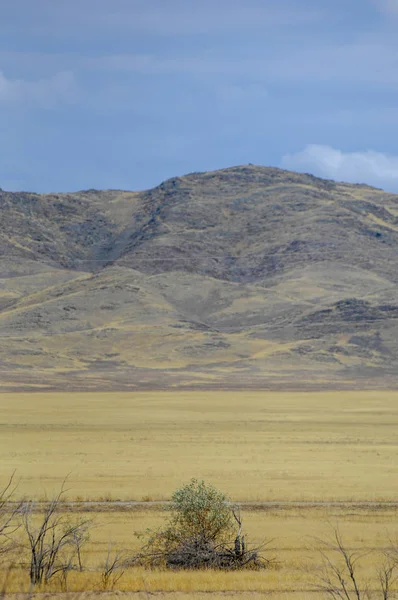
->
(2, 506, 398, 598)
(1, 390, 398, 598)
(1, 390, 398, 501)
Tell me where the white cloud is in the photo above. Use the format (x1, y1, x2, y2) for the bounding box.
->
(0, 70, 76, 108)
(281, 145, 398, 191)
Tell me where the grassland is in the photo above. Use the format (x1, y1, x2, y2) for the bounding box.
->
(3, 506, 398, 598)
(1, 390, 398, 598)
(1, 391, 398, 502)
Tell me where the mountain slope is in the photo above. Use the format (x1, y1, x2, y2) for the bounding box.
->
(0, 165, 397, 390)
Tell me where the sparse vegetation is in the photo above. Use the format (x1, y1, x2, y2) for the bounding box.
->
(20, 480, 91, 585)
(0, 473, 20, 564)
(0, 502, 398, 597)
(100, 544, 127, 590)
(313, 526, 398, 599)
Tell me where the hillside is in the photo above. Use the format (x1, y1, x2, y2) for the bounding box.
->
(0, 165, 397, 390)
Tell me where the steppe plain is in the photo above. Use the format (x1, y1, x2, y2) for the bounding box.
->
(2, 390, 398, 502)
(2, 390, 398, 599)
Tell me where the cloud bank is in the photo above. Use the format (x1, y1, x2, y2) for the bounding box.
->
(281, 145, 398, 191)
(0, 70, 76, 108)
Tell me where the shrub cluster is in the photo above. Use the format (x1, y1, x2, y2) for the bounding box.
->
(133, 478, 269, 570)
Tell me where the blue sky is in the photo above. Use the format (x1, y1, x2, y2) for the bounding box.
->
(1, 0, 398, 193)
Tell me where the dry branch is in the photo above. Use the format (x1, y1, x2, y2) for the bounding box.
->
(313, 526, 398, 600)
(0, 473, 21, 561)
(100, 545, 126, 590)
(20, 478, 91, 585)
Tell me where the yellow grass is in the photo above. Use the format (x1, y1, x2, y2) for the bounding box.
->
(2, 390, 398, 598)
(2, 507, 398, 598)
(1, 391, 398, 501)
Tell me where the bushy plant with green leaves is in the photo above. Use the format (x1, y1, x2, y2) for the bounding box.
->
(134, 479, 268, 570)
(167, 478, 234, 544)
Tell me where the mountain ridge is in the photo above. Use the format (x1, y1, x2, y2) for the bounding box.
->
(1, 165, 397, 390)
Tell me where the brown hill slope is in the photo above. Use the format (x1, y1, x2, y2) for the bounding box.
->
(0, 165, 397, 390)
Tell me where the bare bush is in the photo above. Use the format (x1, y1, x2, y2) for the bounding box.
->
(100, 545, 126, 590)
(69, 521, 91, 572)
(20, 481, 91, 585)
(313, 526, 398, 600)
(0, 473, 21, 562)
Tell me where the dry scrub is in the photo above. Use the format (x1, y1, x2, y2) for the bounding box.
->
(1, 506, 398, 598)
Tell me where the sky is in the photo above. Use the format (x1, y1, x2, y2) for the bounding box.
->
(1, 0, 398, 193)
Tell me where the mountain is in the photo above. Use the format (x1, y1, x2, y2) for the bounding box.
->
(1, 165, 397, 391)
